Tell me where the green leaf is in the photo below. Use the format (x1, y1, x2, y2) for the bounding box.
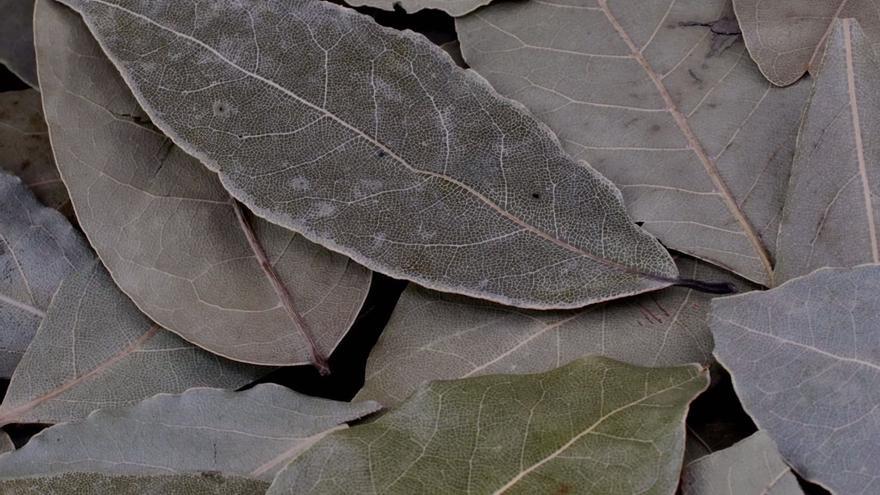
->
(0, 472, 269, 495)
(52, 0, 679, 309)
(0, 384, 380, 480)
(711, 264, 880, 494)
(271, 356, 708, 494)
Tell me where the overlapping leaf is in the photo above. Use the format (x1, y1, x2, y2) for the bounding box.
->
(0, 172, 90, 378)
(0, 384, 380, 480)
(53, 0, 680, 309)
(681, 431, 802, 495)
(0, 472, 269, 495)
(344, 0, 492, 17)
(270, 356, 707, 494)
(0, 0, 37, 87)
(34, 0, 371, 367)
(776, 19, 880, 283)
(0, 90, 69, 214)
(357, 256, 743, 405)
(0, 260, 267, 425)
(457, 0, 810, 285)
(733, 0, 880, 86)
(712, 265, 880, 494)
(0, 432, 12, 455)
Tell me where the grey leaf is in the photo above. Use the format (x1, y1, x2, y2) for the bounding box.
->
(34, 0, 371, 368)
(733, 0, 880, 86)
(0, 172, 90, 378)
(776, 19, 880, 283)
(356, 256, 744, 406)
(0, 384, 380, 481)
(0, 260, 267, 426)
(681, 431, 802, 495)
(711, 264, 880, 494)
(457, 0, 810, 286)
(0, 432, 13, 455)
(0, 472, 269, 495)
(0, 0, 38, 87)
(344, 0, 492, 17)
(0, 90, 70, 215)
(53, 0, 680, 309)
(270, 356, 708, 494)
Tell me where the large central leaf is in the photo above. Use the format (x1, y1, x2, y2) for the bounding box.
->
(54, 0, 679, 309)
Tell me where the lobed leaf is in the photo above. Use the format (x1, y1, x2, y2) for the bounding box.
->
(52, 0, 679, 309)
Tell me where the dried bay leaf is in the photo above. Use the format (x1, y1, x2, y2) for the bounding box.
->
(270, 357, 708, 494)
(0, 260, 266, 426)
(711, 265, 880, 494)
(35, 0, 371, 368)
(0, 472, 269, 495)
(0, 384, 380, 480)
(0, 0, 38, 87)
(457, 0, 810, 286)
(0, 432, 13, 455)
(0, 172, 90, 378)
(344, 0, 492, 17)
(733, 0, 880, 86)
(681, 431, 802, 495)
(356, 256, 743, 406)
(54, 0, 682, 309)
(776, 20, 880, 283)
(0, 90, 70, 215)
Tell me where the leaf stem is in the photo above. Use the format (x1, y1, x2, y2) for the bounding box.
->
(232, 200, 331, 375)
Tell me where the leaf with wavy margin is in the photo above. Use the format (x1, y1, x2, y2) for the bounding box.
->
(681, 431, 802, 495)
(0, 384, 380, 480)
(356, 256, 743, 406)
(51, 0, 685, 309)
(776, 19, 880, 283)
(270, 356, 707, 494)
(733, 0, 880, 86)
(0, 260, 267, 426)
(0, 472, 269, 495)
(0, 172, 90, 378)
(711, 264, 880, 494)
(457, 0, 810, 285)
(34, 0, 371, 369)
(0, 0, 38, 87)
(0, 90, 70, 214)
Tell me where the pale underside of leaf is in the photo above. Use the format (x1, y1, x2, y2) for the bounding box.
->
(0, 0, 38, 87)
(711, 265, 880, 494)
(55, 0, 680, 309)
(0, 472, 270, 495)
(343, 0, 492, 17)
(732, 0, 880, 86)
(270, 357, 708, 495)
(0, 260, 267, 426)
(0, 90, 71, 215)
(0, 172, 91, 378)
(776, 19, 880, 283)
(457, 0, 811, 286)
(34, 0, 371, 367)
(681, 431, 803, 495)
(0, 384, 381, 481)
(356, 256, 745, 406)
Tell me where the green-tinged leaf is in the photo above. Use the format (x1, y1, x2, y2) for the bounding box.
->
(733, 0, 880, 86)
(0, 90, 70, 214)
(270, 356, 708, 494)
(54, 0, 680, 309)
(344, 0, 491, 17)
(776, 20, 880, 283)
(357, 256, 742, 405)
(0, 260, 267, 426)
(681, 431, 802, 495)
(457, 0, 810, 285)
(0, 0, 37, 87)
(711, 265, 880, 494)
(0, 472, 269, 495)
(34, 0, 371, 368)
(0, 172, 90, 378)
(0, 384, 380, 480)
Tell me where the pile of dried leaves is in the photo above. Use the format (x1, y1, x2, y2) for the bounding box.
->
(0, 0, 877, 493)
